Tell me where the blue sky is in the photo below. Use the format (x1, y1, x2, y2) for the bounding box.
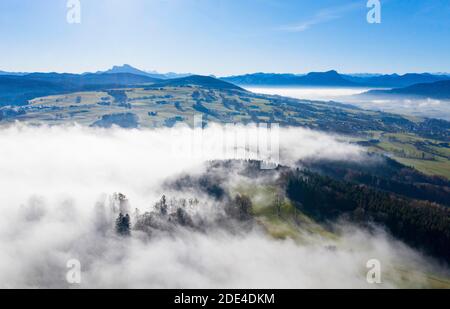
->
(1, 0, 449, 75)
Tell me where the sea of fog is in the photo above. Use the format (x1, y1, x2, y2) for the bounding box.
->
(245, 87, 371, 102)
(245, 87, 450, 121)
(0, 124, 447, 288)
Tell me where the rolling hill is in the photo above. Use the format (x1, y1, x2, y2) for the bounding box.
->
(0, 73, 162, 106)
(148, 75, 247, 91)
(23, 72, 162, 86)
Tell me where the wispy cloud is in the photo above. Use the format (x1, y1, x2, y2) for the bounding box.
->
(280, 2, 362, 32)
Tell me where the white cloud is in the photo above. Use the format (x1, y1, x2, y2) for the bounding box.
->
(280, 2, 362, 32)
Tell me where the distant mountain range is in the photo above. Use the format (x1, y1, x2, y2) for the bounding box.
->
(361, 80, 450, 100)
(96, 64, 192, 80)
(0, 70, 27, 76)
(222, 71, 358, 87)
(95, 64, 166, 79)
(3, 65, 450, 88)
(222, 71, 450, 88)
(0, 64, 192, 80)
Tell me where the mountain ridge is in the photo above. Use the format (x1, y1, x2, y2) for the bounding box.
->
(222, 71, 450, 88)
(361, 80, 450, 99)
(3, 65, 450, 88)
(96, 64, 169, 79)
(96, 64, 192, 80)
(222, 70, 358, 87)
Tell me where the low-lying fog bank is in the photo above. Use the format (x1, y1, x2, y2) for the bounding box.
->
(0, 124, 447, 288)
(245, 87, 371, 102)
(246, 87, 450, 121)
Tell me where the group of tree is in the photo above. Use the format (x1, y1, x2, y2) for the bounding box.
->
(301, 156, 450, 207)
(284, 170, 450, 262)
(115, 213, 131, 236)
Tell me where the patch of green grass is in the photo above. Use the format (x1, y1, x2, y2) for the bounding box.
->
(396, 157, 450, 179)
(362, 131, 450, 180)
(231, 181, 337, 241)
(384, 267, 450, 289)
